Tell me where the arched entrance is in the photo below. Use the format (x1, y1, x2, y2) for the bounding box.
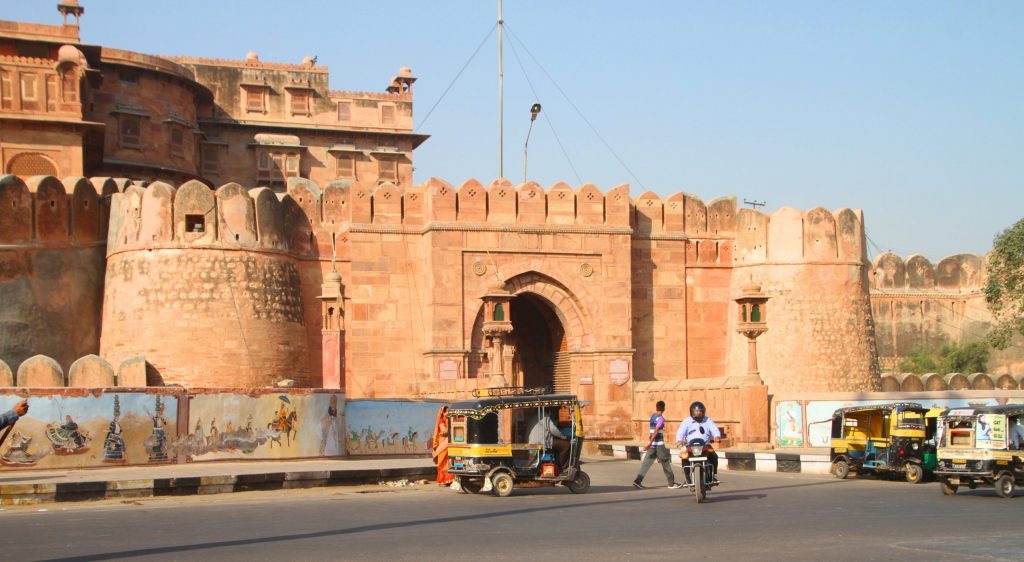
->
(509, 293, 567, 392)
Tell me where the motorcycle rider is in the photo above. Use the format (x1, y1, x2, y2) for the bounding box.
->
(675, 401, 721, 485)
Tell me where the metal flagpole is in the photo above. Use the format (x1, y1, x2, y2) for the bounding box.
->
(498, 0, 504, 179)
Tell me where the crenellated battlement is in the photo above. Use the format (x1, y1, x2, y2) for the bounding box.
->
(870, 251, 986, 292)
(0, 175, 119, 245)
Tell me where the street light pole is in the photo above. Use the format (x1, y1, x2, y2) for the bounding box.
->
(523, 103, 541, 183)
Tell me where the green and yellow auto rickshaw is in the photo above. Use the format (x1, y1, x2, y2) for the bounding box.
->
(829, 402, 937, 483)
(935, 405, 1024, 498)
(446, 388, 590, 497)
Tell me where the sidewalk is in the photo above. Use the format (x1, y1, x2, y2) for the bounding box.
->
(597, 444, 832, 475)
(0, 457, 435, 506)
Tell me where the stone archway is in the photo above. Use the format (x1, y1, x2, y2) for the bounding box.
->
(508, 292, 565, 391)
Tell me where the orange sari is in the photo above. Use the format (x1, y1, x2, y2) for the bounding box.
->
(431, 406, 454, 485)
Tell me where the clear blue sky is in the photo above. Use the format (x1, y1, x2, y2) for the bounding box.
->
(8, 1, 1021, 261)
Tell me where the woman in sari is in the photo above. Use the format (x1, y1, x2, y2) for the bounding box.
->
(431, 406, 454, 486)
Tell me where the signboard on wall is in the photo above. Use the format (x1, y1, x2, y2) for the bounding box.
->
(609, 358, 630, 386)
(580, 375, 593, 385)
(438, 359, 459, 381)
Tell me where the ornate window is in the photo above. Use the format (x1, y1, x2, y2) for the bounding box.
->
(169, 126, 184, 157)
(201, 145, 221, 175)
(257, 150, 300, 184)
(61, 69, 79, 103)
(20, 73, 40, 111)
(6, 152, 58, 178)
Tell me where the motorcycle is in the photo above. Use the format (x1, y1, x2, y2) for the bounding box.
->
(681, 438, 718, 503)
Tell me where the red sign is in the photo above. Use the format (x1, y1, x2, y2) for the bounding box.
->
(609, 358, 630, 386)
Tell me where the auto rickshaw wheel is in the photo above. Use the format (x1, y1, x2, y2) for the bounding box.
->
(905, 463, 924, 484)
(491, 472, 514, 497)
(995, 474, 1015, 499)
(459, 477, 483, 494)
(832, 460, 849, 480)
(940, 479, 958, 496)
(568, 470, 591, 494)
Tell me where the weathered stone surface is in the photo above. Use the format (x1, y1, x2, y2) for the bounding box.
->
(116, 355, 147, 387)
(16, 355, 64, 387)
(68, 354, 115, 387)
(0, 360, 12, 386)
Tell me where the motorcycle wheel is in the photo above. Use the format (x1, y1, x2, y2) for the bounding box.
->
(695, 465, 705, 504)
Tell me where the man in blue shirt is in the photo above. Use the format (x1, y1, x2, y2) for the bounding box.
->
(0, 399, 29, 431)
(675, 401, 721, 484)
(633, 401, 682, 489)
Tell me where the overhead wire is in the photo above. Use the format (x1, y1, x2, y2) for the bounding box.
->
(503, 28, 582, 184)
(504, 23, 647, 191)
(415, 23, 497, 133)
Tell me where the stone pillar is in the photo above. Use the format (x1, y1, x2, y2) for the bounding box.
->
(318, 268, 345, 390)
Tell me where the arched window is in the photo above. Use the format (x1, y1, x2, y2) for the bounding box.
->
(493, 303, 505, 321)
(6, 152, 58, 178)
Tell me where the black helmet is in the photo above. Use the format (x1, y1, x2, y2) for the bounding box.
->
(690, 401, 706, 421)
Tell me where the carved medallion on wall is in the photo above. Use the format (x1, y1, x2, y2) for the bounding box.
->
(580, 262, 594, 277)
(472, 260, 487, 276)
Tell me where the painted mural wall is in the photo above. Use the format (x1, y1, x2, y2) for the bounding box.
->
(344, 400, 445, 456)
(183, 391, 344, 461)
(0, 391, 178, 469)
(773, 392, 1024, 448)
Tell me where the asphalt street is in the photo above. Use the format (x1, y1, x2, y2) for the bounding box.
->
(1, 457, 1021, 561)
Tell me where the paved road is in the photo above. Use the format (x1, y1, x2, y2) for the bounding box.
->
(2, 457, 1021, 561)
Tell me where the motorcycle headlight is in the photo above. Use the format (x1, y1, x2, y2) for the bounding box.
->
(691, 444, 703, 456)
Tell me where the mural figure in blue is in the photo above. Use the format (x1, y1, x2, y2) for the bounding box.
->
(145, 396, 169, 462)
(103, 395, 126, 463)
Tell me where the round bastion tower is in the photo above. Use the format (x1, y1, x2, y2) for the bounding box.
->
(100, 179, 313, 387)
(729, 206, 881, 392)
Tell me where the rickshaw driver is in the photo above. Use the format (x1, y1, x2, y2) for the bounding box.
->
(675, 401, 722, 484)
(529, 409, 571, 473)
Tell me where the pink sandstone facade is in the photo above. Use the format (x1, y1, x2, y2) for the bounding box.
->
(17, 4, 1024, 444)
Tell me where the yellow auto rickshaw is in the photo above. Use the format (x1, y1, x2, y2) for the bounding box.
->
(446, 387, 590, 497)
(829, 402, 936, 483)
(935, 405, 1024, 498)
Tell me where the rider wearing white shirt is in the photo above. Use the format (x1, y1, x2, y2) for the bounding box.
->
(675, 401, 721, 484)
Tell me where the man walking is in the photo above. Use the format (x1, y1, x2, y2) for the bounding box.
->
(633, 400, 682, 489)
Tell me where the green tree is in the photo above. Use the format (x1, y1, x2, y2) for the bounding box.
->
(897, 349, 938, 374)
(986, 217, 1024, 349)
(937, 342, 989, 374)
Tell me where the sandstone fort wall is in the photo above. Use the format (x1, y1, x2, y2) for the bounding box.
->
(0, 175, 109, 373)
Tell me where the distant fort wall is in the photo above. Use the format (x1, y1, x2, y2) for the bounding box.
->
(869, 251, 1022, 375)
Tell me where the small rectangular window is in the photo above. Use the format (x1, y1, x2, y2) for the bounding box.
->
(0, 70, 13, 110)
(61, 71, 78, 103)
(335, 154, 355, 179)
(201, 145, 220, 175)
(285, 154, 300, 177)
(120, 115, 141, 148)
(244, 86, 265, 113)
(337, 101, 351, 121)
(381, 104, 395, 125)
(378, 156, 397, 182)
(118, 70, 139, 83)
(185, 214, 205, 233)
(20, 73, 39, 109)
(290, 90, 310, 115)
(169, 127, 184, 156)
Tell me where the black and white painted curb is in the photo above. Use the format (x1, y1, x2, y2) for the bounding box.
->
(0, 466, 435, 506)
(597, 444, 831, 475)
